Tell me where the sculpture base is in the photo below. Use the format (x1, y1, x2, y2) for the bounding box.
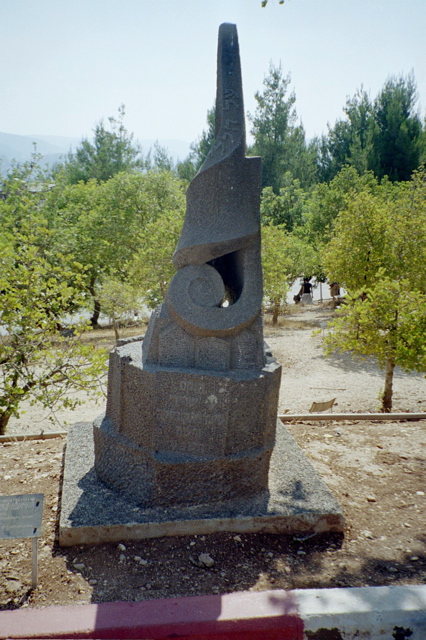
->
(94, 337, 282, 507)
(59, 421, 344, 547)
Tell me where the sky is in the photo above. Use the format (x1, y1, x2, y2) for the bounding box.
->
(1, 0, 425, 155)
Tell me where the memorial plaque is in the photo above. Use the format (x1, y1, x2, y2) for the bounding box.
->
(155, 376, 230, 457)
(0, 494, 44, 539)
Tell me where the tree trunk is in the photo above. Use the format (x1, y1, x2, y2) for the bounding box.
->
(90, 300, 101, 328)
(0, 411, 12, 436)
(272, 300, 280, 325)
(113, 318, 120, 342)
(89, 277, 101, 327)
(381, 358, 395, 413)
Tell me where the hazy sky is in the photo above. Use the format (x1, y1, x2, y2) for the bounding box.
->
(1, 0, 425, 150)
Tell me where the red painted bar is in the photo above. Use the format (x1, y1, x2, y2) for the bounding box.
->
(0, 590, 303, 639)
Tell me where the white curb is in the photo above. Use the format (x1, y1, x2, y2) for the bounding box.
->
(297, 585, 426, 639)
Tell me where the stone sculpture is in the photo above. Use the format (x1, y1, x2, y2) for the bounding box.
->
(93, 23, 282, 507)
(59, 23, 343, 546)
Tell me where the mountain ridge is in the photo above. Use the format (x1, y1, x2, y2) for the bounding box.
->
(0, 132, 191, 173)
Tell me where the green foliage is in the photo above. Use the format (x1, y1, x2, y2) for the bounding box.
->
(249, 64, 316, 191)
(325, 281, 426, 372)
(57, 105, 143, 184)
(319, 75, 423, 183)
(322, 168, 426, 292)
(177, 106, 215, 182)
(301, 166, 380, 246)
(261, 225, 290, 321)
(176, 157, 198, 183)
(261, 1, 286, 9)
(261, 225, 317, 322)
(0, 154, 53, 239)
(0, 230, 106, 434)
(317, 88, 373, 182)
(191, 106, 216, 169)
(144, 142, 175, 173)
(369, 74, 422, 182)
(0, 155, 190, 432)
(97, 277, 141, 341)
(130, 207, 185, 308)
(260, 172, 306, 230)
(322, 167, 426, 411)
(44, 170, 186, 322)
(420, 121, 426, 165)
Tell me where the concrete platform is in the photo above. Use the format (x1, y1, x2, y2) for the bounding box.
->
(59, 421, 343, 546)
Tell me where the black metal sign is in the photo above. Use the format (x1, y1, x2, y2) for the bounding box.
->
(0, 494, 44, 539)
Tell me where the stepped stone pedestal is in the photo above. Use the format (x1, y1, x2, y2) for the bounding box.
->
(93, 325, 281, 508)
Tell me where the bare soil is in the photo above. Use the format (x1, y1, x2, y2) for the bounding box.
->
(1, 305, 425, 610)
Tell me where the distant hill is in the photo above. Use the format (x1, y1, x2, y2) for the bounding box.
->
(0, 132, 191, 174)
(0, 133, 80, 173)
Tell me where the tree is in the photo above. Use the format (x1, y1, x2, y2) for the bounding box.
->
(420, 118, 426, 164)
(43, 178, 103, 324)
(0, 228, 106, 435)
(301, 166, 380, 247)
(177, 106, 215, 182)
(322, 167, 426, 411)
(129, 207, 185, 308)
(345, 88, 375, 175)
(190, 106, 216, 169)
(58, 105, 143, 184)
(323, 281, 426, 412)
(45, 170, 186, 325)
(144, 141, 175, 173)
(262, 225, 317, 323)
(322, 170, 426, 292)
(261, 0, 286, 6)
(369, 74, 423, 182)
(249, 64, 315, 191)
(97, 277, 141, 342)
(317, 88, 374, 182)
(318, 76, 424, 184)
(260, 172, 306, 230)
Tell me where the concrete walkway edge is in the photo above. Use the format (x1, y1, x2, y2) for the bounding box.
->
(0, 585, 425, 639)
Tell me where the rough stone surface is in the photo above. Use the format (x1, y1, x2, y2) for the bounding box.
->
(60, 421, 344, 546)
(94, 338, 281, 507)
(142, 306, 265, 371)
